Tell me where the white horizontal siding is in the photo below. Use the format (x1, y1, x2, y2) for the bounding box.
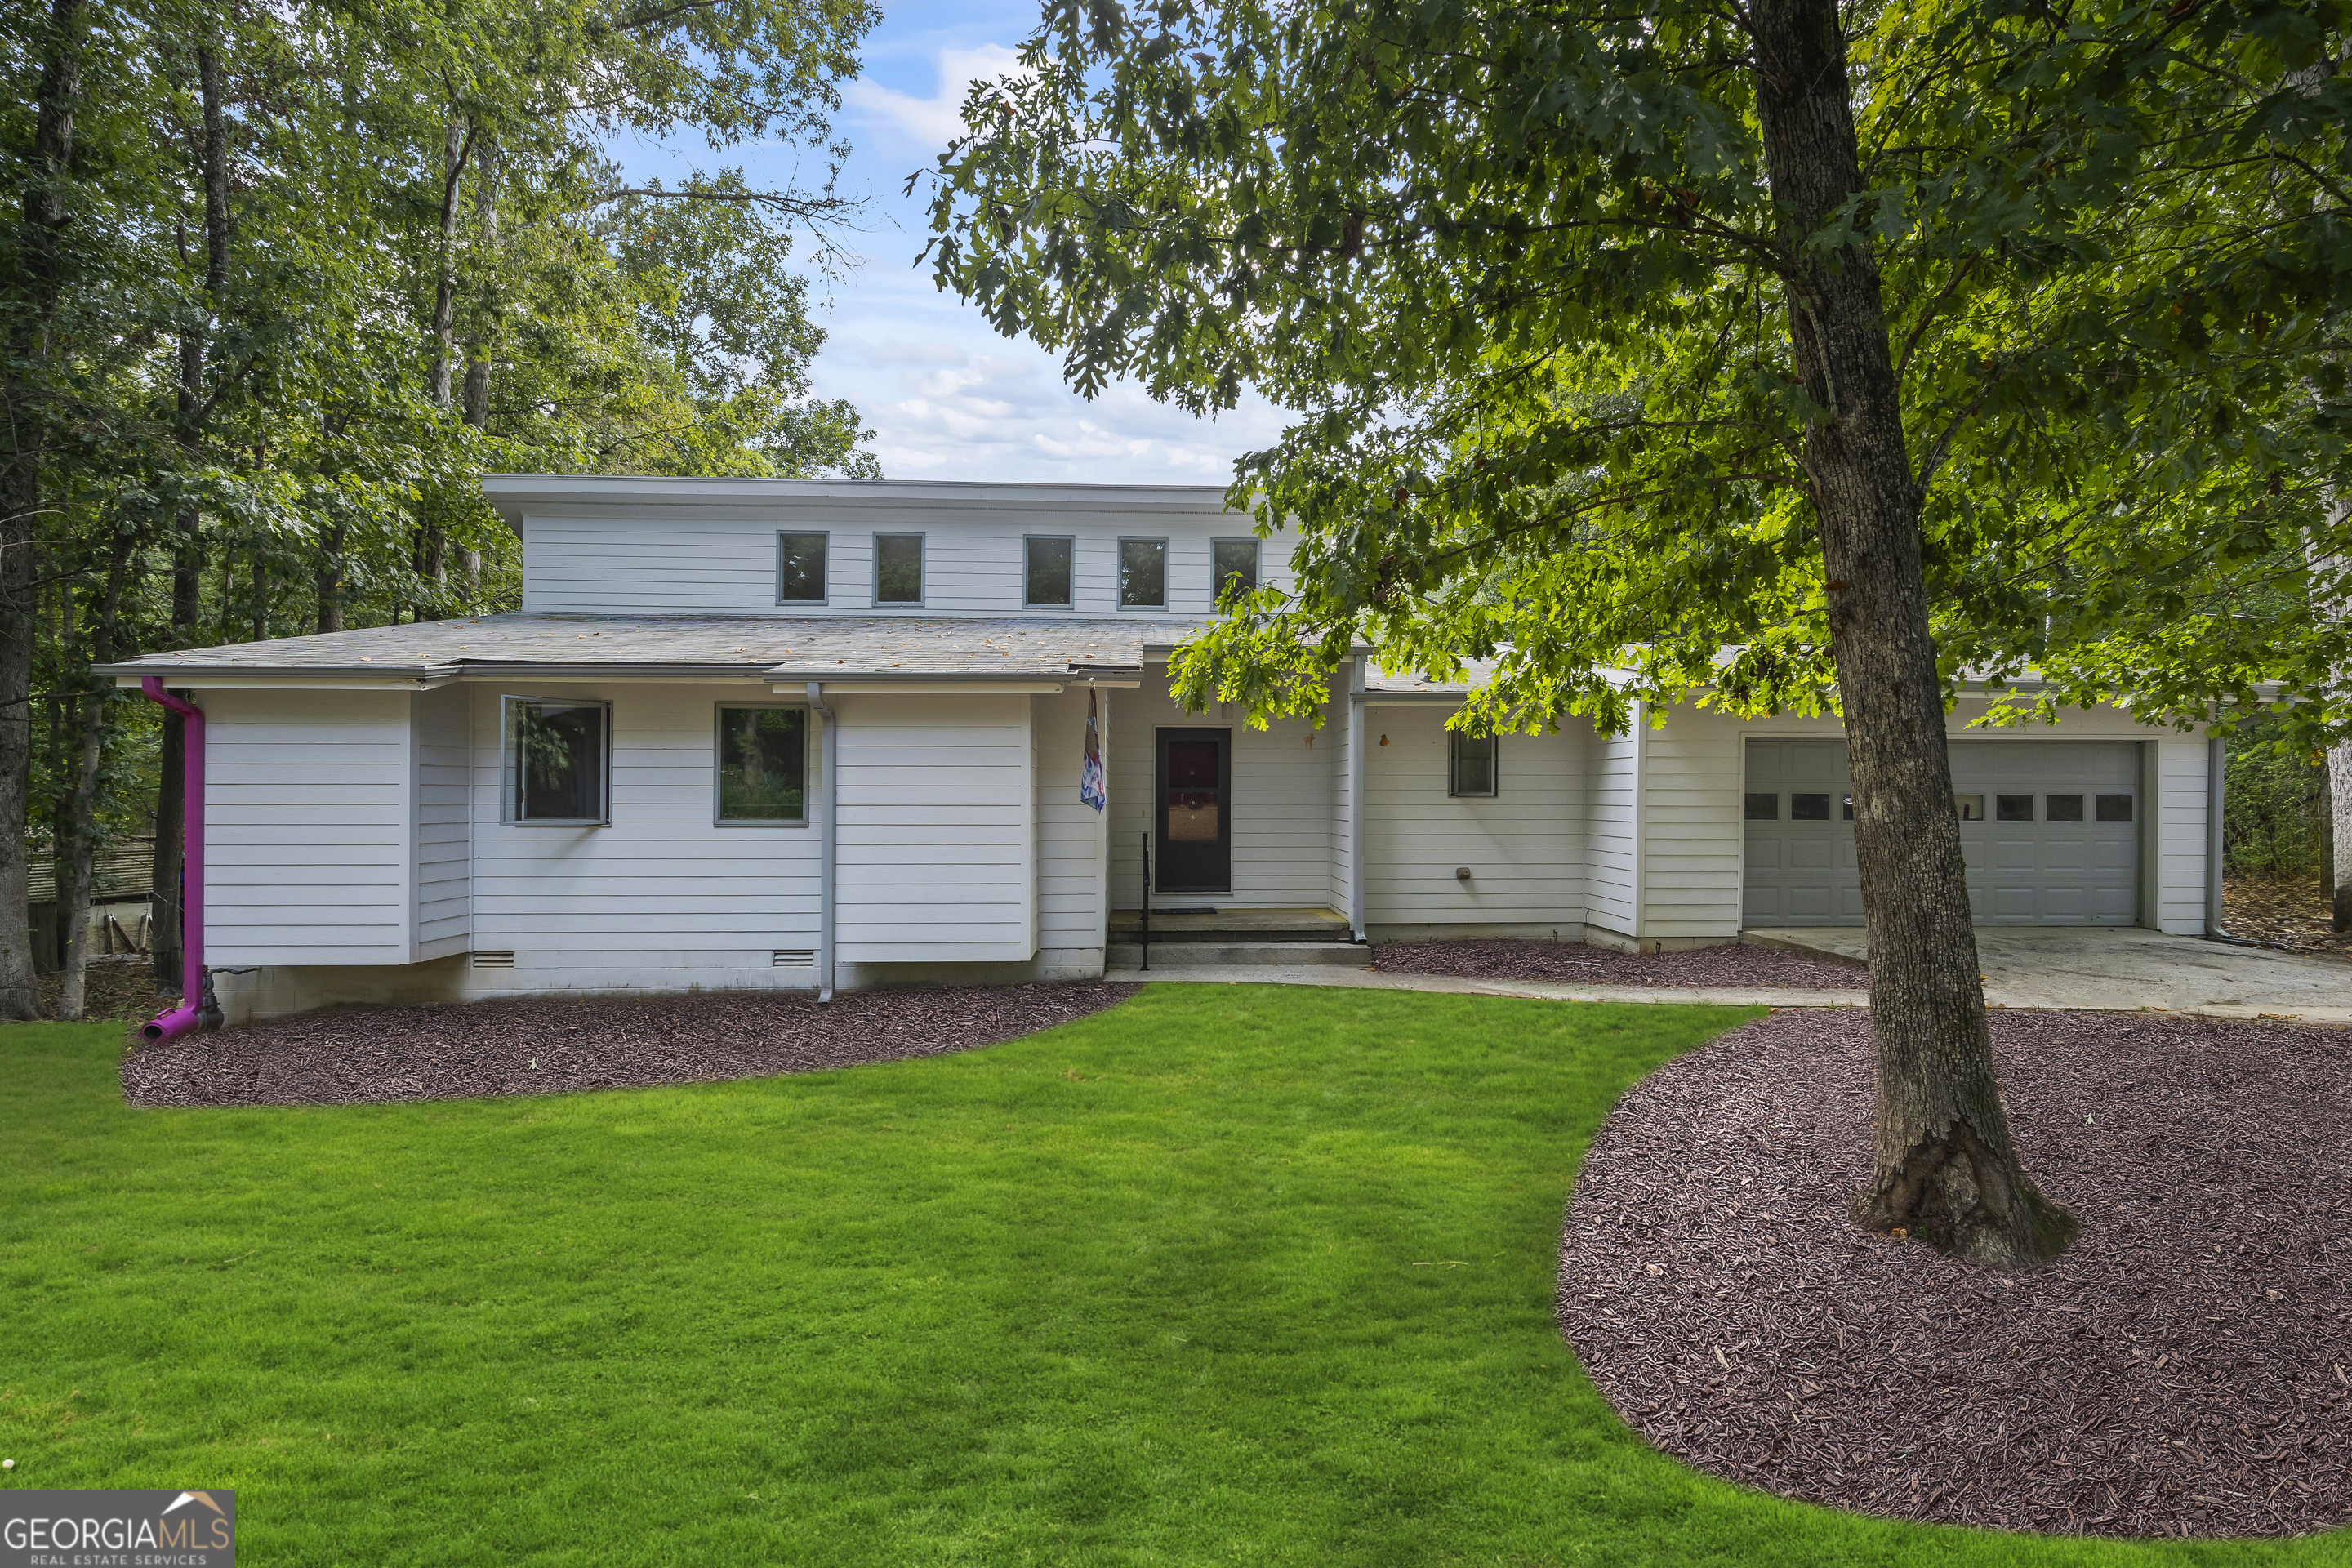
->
(835, 692, 1034, 962)
(1361, 706, 1584, 925)
(2154, 737, 2210, 935)
(1034, 688, 1107, 953)
(1585, 724, 1639, 938)
(519, 501, 1293, 618)
(413, 683, 470, 959)
(203, 688, 413, 966)
(468, 681, 822, 964)
(1639, 708, 1744, 940)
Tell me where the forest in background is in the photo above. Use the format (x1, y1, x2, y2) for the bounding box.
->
(4, 0, 884, 1016)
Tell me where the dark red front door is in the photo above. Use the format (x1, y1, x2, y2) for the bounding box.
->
(1154, 728, 1231, 893)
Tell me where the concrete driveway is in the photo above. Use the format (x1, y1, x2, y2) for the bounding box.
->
(1744, 926, 2352, 1023)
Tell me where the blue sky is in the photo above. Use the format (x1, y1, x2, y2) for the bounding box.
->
(613, 0, 1287, 483)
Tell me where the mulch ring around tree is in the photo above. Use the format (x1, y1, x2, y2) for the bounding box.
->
(121, 982, 1139, 1108)
(1558, 1009, 2352, 1540)
(1372, 937, 1865, 990)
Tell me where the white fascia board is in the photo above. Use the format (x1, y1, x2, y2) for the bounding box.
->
(481, 473, 1244, 531)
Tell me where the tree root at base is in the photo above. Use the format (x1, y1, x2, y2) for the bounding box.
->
(1851, 1116, 2078, 1271)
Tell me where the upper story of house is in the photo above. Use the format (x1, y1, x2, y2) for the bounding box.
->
(483, 475, 1287, 620)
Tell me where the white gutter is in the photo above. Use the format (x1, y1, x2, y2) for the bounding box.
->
(808, 682, 838, 1004)
(1347, 655, 1368, 942)
(109, 673, 460, 690)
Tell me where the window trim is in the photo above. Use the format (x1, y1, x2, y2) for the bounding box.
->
(1209, 536, 1262, 607)
(1116, 535, 1169, 611)
(776, 529, 829, 606)
(501, 694, 612, 827)
(712, 702, 812, 828)
(872, 530, 926, 607)
(1022, 533, 1077, 610)
(1447, 728, 1499, 799)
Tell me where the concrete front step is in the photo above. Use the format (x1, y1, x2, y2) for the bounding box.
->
(1107, 941, 1370, 968)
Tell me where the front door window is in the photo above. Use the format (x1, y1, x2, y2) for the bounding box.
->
(1166, 741, 1220, 840)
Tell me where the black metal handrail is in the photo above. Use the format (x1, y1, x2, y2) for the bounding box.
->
(1140, 831, 1152, 973)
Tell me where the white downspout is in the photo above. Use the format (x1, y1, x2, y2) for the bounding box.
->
(2204, 732, 2226, 937)
(1348, 655, 1367, 942)
(808, 681, 837, 1003)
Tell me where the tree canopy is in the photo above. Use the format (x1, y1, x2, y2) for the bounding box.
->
(0, 0, 882, 1016)
(924, 0, 2352, 747)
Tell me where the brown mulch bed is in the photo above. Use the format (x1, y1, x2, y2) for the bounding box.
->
(1558, 1009, 2352, 1539)
(2225, 875, 2352, 964)
(1372, 937, 1865, 990)
(121, 982, 1139, 1107)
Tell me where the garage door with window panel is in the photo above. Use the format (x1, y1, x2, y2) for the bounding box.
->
(1741, 739, 2138, 927)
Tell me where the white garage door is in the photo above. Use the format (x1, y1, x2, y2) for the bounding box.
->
(1741, 739, 2139, 927)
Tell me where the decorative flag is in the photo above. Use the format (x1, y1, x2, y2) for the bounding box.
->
(1080, 689, 1107, 812)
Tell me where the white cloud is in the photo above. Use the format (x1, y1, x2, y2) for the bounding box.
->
(841, 44, 1031, 156)
(830, 327, 1285, 485)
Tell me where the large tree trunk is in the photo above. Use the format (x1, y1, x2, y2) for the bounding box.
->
(1749, 0, 2075, 1270)
(0, 0, 86, 1020)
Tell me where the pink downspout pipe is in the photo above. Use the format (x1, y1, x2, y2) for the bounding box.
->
(139, 678, 207, 1042)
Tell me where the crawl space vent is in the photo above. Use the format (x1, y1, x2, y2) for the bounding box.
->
(772, 949, 816, 968)
(470, 951, 516, 969)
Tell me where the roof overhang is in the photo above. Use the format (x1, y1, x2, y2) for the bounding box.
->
(480, 473, 1243, 533)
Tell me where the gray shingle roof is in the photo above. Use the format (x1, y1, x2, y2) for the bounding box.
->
(98, 613, 1209, 681)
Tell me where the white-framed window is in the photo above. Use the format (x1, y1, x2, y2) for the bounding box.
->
(715, 704, 808, 826)
(777, 532, 827, 604)
(1025, 535, 1075, 608)
(503, 697, 612, 825)
(1211, 537, 1260, 605)
(1119, 537, 1167, 608)
(875, 532, 924, 604)
(1448, 729, 1498, 797)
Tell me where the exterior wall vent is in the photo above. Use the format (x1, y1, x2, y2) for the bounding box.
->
(773, 948, 816, 968)
(471, 951, 516, 969)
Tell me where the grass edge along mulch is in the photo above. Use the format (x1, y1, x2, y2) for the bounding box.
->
(1, 987, 2342, 1566)
(1372, 935, 1867, 989)
(1559, 1008, 2352, 1543)
(119, 982, 1140, 1107)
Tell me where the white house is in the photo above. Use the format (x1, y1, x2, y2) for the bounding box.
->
(101, 476, 2225, 1026)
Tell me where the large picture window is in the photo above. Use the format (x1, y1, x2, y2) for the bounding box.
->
(1025, 536, 1074, 607)
(1448, 729, 1498, 797)
(505, 697, 610, 824)
(777, 532, 827, 603)
(716, 706, 808, 824)
(1119, 537, 1167, 608)
(875, 532, 924, 604)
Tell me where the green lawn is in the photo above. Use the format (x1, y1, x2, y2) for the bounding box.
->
(2, 987, 2341, 1566)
